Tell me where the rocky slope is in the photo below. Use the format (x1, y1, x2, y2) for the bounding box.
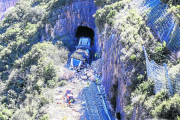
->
(94, 0, 180, 119)
(0, 0, 100, 119)
(0, 0, 18, 20)
(43, 0, 97, 40)
(1, 0, 180, 119)
(42, 60, 115, 120)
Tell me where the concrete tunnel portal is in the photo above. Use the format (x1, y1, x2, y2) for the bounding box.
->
(75, 26, 95, 46)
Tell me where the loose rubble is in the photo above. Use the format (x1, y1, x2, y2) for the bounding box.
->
(44, 59, 115, 120)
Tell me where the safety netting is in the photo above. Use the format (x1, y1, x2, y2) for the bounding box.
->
(130, 0, 180, 52)
(143, 46, 173, 96)
(129, 0, 180, 96)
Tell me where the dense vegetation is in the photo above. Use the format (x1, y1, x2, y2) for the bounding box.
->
(161, 0, 180, 5)
(1, 0, 180, 119)
(160, 0, 180, 25)
(0, 0, 74, 119)
(94, 0, 122, 6)
(125, 80, 180, 120)
(94, 0, 180, 119)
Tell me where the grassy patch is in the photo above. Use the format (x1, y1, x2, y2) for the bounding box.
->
(58, 80, 68, 86)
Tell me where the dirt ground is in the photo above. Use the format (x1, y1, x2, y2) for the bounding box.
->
(42, 59, 110, 120)
(45, 76, 90, 120)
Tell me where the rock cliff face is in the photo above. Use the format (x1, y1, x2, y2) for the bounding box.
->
(98, 28, 128, 119)
(95, 1, 162, 119)
(44, 0, 97, 40)
(0, 0, 18, 20)
(44, 0, 127, 118)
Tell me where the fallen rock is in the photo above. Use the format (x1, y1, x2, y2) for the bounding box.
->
(61, 70, 75, 80)
(74, 73, 79, 77)
(87, 72, 93, 77)
(87, 64, 90, 68)
(72, 109, 77, 112)
(91, 70, 95, 73)
(81, 76, 88, 80)
(89, 75, 96, 81)
(80, 66, 85, 69)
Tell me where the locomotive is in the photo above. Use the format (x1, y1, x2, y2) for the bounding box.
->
(69, 37, 92, 70)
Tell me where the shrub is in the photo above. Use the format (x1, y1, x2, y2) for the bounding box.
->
(4, 27, 20, 38)
(94, 0, 112, 6)
(47, 80, 55, 88)
(161, 0, 180, 5)
(23, 7, 45, 24)
(152, 91, 168, 107)
(0, 45, 4, 51)
(177, 116, 180, 120)
(40, 114, 49, 120)
(58, 80, 67, 86)
(24, 23, 37, 38)
(40, 97, 49, 107)
(0, 0, 72, 119)
(151, 41, 170, 64)
(0, 114, 8, 120)
(152, 94, 180, 119)
(124, 105, 134, 119)
(36, 80, 44, 87)
(10, 109, 31, 120)
(44, 62, 57, 82)
(2, 109, 12, 117)
(137, 74, 144, 82)
(52, 76, 59, 84)
(125, 80, 154, 119)
(55, 41, 63, 49)
(94, 1, 130, 31)
(130, 54, 136, 60)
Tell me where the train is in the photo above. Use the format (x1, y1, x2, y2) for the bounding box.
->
(69, 37, 92, 70)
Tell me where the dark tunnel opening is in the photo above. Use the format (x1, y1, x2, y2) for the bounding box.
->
(116, 112, 121, 120)
(75, 26, 95, 46)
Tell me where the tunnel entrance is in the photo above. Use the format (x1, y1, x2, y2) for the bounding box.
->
(75, 26, 95, 46)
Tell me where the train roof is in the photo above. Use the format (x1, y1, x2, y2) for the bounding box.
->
(79, 37, 91, 40)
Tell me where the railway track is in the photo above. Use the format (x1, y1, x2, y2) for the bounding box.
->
(83, 83, 102, 120)
(80, 79, 114, 120)
(91, 82, 109, 119)
(92, 83, 115, 120)
(71, 61, 116, 120)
